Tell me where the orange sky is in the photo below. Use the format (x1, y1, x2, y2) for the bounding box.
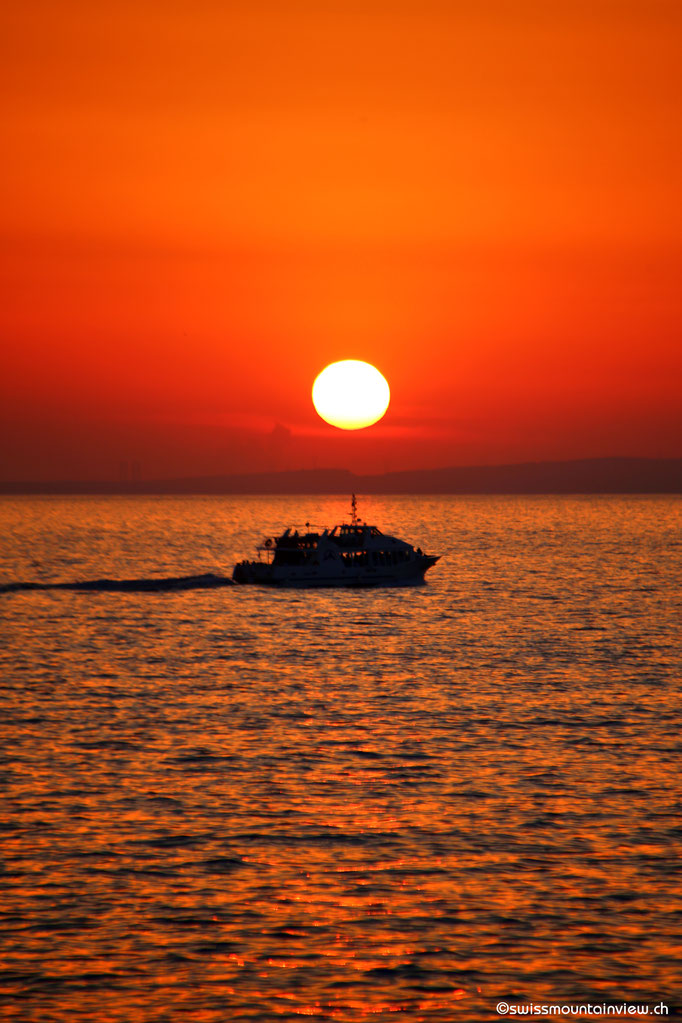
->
(2, 0, 681, 481)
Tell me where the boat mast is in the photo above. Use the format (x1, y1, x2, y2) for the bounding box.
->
(350, 493, 359, 525)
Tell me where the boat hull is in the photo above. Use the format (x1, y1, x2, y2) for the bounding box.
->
(232, 556, 439, 588)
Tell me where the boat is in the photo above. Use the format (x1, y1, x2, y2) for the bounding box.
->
(232, 495, 440, 587)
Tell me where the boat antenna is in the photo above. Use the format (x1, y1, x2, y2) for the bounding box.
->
(351, 493, 358, 526)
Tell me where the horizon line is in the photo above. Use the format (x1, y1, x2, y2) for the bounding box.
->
(1, 455, 680, 494)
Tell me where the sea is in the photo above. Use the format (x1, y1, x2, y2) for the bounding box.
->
(1, 495, 680, 1022)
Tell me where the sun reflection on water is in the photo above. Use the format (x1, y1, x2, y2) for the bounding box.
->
(0, 496, 680, 1020)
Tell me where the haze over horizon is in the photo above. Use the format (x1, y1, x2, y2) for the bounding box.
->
(2, 456, 680, 497)
(2, 0, 681, 483)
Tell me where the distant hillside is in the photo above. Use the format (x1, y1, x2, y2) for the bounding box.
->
(2, 457, 681, 494)
(362, 457, 682, 494)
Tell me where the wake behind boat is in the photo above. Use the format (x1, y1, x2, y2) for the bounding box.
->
(232, 495, 440, 587)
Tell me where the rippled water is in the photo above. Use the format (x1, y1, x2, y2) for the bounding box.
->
(1, 495, 681, 1021)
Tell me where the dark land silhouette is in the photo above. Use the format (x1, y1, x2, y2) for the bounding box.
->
(1, 457, 680, 494)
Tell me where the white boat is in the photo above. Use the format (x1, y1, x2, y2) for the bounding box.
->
(232, 495, 440, 587)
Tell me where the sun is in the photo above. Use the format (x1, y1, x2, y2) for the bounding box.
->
(312, 360, 390, 430)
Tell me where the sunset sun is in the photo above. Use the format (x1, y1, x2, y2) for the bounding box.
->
(312, 360, 390, 430)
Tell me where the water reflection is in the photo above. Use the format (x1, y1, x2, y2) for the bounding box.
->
(1, 496, 680, 1020)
